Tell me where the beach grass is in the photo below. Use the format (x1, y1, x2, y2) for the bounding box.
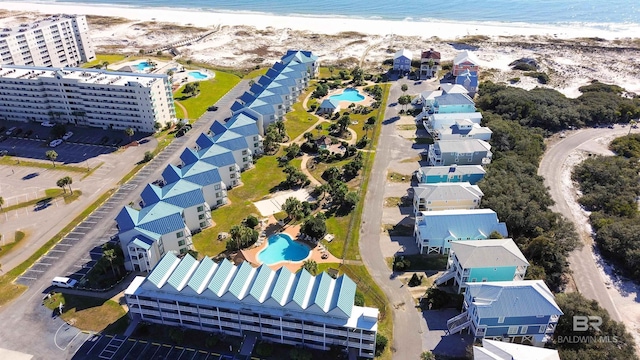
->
(173, 71, 241, 120)
(81, 53, 127, 68)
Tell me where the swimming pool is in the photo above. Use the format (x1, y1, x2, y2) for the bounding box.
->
(136, 61, 152, 71)
(189, 71, 208, 80)
(329, 88, 365, 102)
(257, 233, 310, 265)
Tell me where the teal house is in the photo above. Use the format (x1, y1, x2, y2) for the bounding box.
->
(415, 165, 486, 185)
(438, 239, 529, 293)
(447, 280, 563, 347)
(433, 93, 476, 114)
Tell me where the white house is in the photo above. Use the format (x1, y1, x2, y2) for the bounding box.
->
(432, 119, 493, 141)
(412, 182, 483, 215)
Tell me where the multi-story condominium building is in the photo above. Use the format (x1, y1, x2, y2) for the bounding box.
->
(438, 239, 529, 293)
(446, 280, 562, 347)
(420, 48, 441, 79)
(231, 50, 317, 135)
(432, 119, 492, 141)
(210, 114, 263, 156)
(180, 145, 242, 189)
(415, 164, 486, 185)
(115, 202, 194, 272)
(195, 132, 253, 171)
(426, 139, 492, 166)
(125, 253, 379, 358)
(474, 339, 560, 360)
(162, 162, 228, 209)
(412, 182, 483, 215)
(140, 180, 213, 233)
(0, 65, 176, 132)
(0, 15, 95, 67)
(414, 209, 508, 254)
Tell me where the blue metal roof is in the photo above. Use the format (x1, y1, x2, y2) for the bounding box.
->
(198, 145, 237, 167)
(230, 100, 246, 113)
(281, 50, 317, 65)
(207, 258, 235, 296)
(196, 133, 216, 150)
(186, 256, 216, 293)
(320, 98, 340, 109)
(147, 252, 180, 288)
(334, 275, 356, 316)
(435, 93, 475, 106)
(166, 254, 197, 290)
(209, 120, 228, 136)
(466, 281, 563, 319)
(212, 130, 249, 151)
(140, 183, 163, 206)
(238, 91, 257, 105)
(157, 180, 206, 209)
(135, 202, 186, 235)
(179, 161, 222, 187)
(416, 209, 508, 240)
(130, 236, 154, 250)
(292, 270, 313, 308)
(115, 206, 138, 231)
(226, 113, 260, 137)
(162, 164, 183, 184)
(180, 147, 200, 166)
(227, 261, 255, 299)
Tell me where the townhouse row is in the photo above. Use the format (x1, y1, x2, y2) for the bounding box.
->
(115, 50, 317, 273)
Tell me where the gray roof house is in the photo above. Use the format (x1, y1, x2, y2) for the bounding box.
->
(413, 182, 483, 215)
(426, 139, 492, 166)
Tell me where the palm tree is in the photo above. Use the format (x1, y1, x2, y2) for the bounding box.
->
(103, 248, 118, 277)
(363, 123, 373, 138)
(56, 177, 67, 194)
(401, 84, 408, 94)
(63, 176, 73, 195)
(283, 197, 303, 221)
(276, 121, 286, 138)
(302, 259, 318, 275)
(628, 120, 637, 135)
(328, 66, 334, 79)
(303, 132, 313, 143)
(229, 225, 243, 251)
(46, 150, 58, 167)
(315, 124, 323, 137)
(125, 127, 134, 142)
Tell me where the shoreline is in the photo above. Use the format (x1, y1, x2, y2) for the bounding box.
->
(1, 1, 640, 40)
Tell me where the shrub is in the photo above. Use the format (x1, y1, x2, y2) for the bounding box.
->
(523, 71, 549, 84)
(408, 273, 423, 287)
(143, 151, 154, 162)
(255, 342, 274, 356)
(354, 291, 365, 306)
(244, 215, 259, 229)
(392, 256, 411, 271)
(512, 62, 537, 71)
(375, 334, 388, 356)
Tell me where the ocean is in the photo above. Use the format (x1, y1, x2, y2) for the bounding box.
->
(31, 0, 640, 26)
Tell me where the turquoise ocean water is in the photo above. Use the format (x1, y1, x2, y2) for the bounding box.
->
(27, 0, 640, 26)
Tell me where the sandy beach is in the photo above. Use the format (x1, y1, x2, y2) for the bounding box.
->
(1, 2, 639, 98)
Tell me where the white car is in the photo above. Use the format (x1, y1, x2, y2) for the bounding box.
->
(62, 131, 73, 140)
(49, 139, 63, 147)
(51, 276, 77, 289)
(41, 121, 55, 127)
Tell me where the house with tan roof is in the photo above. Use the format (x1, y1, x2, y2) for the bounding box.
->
(412, 182, 483, 215)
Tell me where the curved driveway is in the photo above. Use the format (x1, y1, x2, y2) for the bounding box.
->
(538, 127, 629, 321)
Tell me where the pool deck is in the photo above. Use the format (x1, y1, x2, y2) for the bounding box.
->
(241, 216, 340, 272)
(325, 86, 375, 109)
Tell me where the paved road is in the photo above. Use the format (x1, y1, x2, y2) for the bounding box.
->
(0, 80, 249, 360)
(359, 78, 424, 360)
(538, 127, 629, 322)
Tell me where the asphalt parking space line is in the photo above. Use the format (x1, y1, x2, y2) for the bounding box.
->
(17, 275, 37, 280)
(42, 255, 59, 260)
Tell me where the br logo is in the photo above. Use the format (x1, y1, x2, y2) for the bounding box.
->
(573, 316, 602, 332)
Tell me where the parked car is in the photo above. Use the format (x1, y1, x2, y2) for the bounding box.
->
(207, 106, 218, 111)
(49, 139, 63, 147)
(5, 126, 16, 135)
(41, 121, 55, 127)
(51, 276, 77, 288)
(62, 131, 74, 140)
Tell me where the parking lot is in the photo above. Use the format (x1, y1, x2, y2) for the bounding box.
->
(73, 334, 239, 360)
(0, 120, 150, 164)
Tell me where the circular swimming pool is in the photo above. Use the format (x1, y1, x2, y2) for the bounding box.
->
(257, 233, 310, 265)
(329, 88, 365, 102)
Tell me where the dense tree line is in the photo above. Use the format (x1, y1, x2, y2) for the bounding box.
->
(554, 292, 637, 360)
(573, 140, 640, 278)
(478, 110, 579, 292)
(476, 81, 640, 132)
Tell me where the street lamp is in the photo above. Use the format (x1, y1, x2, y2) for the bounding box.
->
(83, 153, 90, 171)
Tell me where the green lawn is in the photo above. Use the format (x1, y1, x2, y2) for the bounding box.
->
(285, 88, 317, 141)
(0, 156, 97, 173)
(243, 67, 268, 80)
(173, 71, 241, 120)
(194, 154, 292, 257)
(81, 54, 127, 68)
(43, 292, 127, 332)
